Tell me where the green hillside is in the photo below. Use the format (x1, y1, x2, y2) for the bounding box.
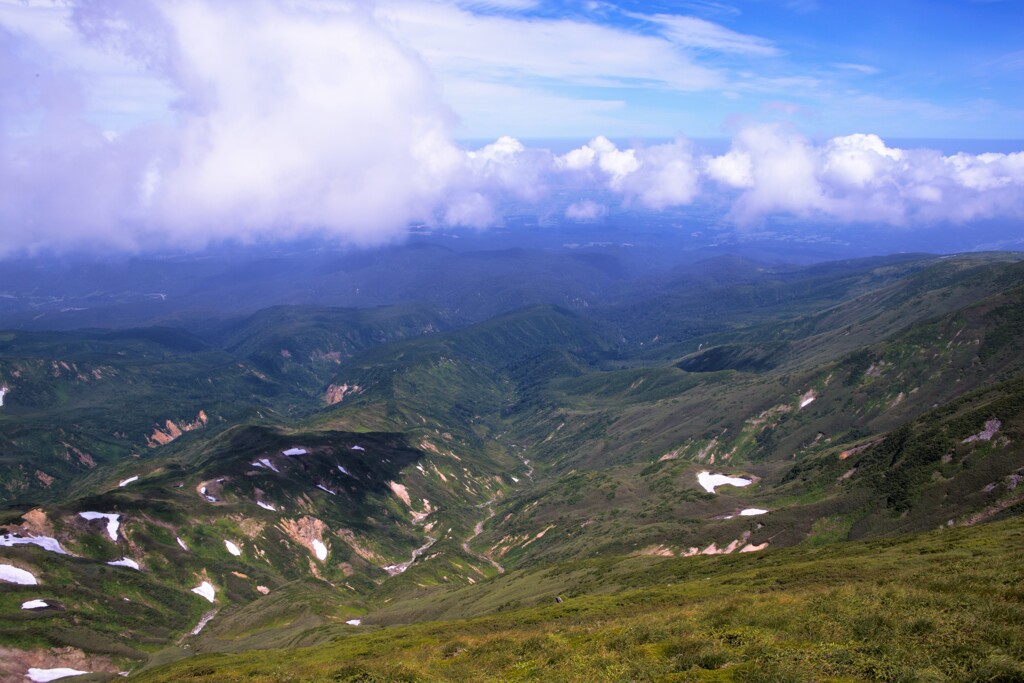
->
(3, 252, 1024, 680)
(137, 515, 1024, 682)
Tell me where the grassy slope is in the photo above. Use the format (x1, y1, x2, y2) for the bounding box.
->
(470, 256, 1024, 569)
(138, 515, 1024, 682)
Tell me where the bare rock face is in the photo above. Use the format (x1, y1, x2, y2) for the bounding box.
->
(963, 419, 1001, 444)
(21, 509, 53, 537)
(0, 646, 120, 681)
(279, 516, 329, 560)
(325, 383, 361, 405)
(147, 410, 209, 448)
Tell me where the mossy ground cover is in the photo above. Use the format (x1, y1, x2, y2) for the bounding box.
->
(138, 516, 1024, 682)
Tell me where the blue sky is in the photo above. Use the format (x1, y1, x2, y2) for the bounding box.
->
(0, 0, 1022, 254)
(384, 0, 1024, 139)
(3, 0, 1022, 140)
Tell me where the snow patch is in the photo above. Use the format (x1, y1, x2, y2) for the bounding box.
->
(282, 448, 307, 456)
(0, 386, 7, 407)
(22, 599, 49, 609)
(192, 581, 215, 603)
(316, 484, 336, 495)
(118, 475, 139, 487)
(345, 618, 361, 626)
(697, 471, 752, 494)
(351, 445, 365, 451)
(0, 534, 68, 555)
(252, 458, 280, 472)
(78, 512, 120, 541)
(0, 564, 38, 584)
(337, 465, 352, 476)
(799, 390, 816, 409)
(256, 501, 277, 511)
(27, 668, 90, 682)
(107, 557, 139, 570)
(224, 540, 241, 556)
(190, 610, 217, 635)
(739, 508, 769, 516)
(312, 539, 328, 561)
(177, 537, 188, 551)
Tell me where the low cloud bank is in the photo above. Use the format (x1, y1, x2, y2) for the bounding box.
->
(0, 1, 1021, 255)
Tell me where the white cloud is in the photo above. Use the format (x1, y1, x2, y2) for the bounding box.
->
(0, 1, 1022, 255)
(706, 149, 754, 188)
(709, 124, 827, 223)
(565, 199, 606, 222)
(147, 0, 462, 245)
(705, 125, 1024, 225)
(646, 14, 779, 56)
(831, 62, 880, 75)
(556, 137, 701, 210)
(443, 191, 495, 227)
(377, 0, 723, 93)
(822, 133, 903, 188)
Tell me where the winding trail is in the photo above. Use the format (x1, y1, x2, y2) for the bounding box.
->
(462, 499, 505, 574)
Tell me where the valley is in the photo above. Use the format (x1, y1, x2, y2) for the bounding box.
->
(2, 250, 1024, 681)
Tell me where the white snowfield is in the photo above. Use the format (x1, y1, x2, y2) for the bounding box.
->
(118, 476, 139, 487)
(316, 484, 336, 495)
(252, 458, 280, 472)
(177, 537, 189, 551)
(739, 508, 769, 516)
(337, 465, 352, 476)
(22, 599, 49, 609)
(78, 512, 121, 541)
(224, 540, 241, 556)
(282, 448, 307, 456)
(27, 667, 90, 682)
(107, 557, 140, 570)
(0, 386, 7, 407)
(312, 539, 328, 561)
(350, 445, 365, 451)
(256, 501, 277, 511)
(0, 564, 38, 584)
(697, 471, 753, 494)
(345, 618, 362, 626)
(192, 581, 215, 603)
(0, 533, 68, 555)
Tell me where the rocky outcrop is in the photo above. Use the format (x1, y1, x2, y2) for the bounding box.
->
(324, 383, 361, 405)
(147, 411, 208, 448)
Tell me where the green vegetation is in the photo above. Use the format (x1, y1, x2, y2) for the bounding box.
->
(3, 251, 1024, 678)
(139, 516, 1024, 682)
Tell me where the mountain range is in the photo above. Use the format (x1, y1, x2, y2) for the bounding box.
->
(2, 248, 1023, 682)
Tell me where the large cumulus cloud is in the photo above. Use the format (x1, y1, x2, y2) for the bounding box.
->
(704, 125, 1024, 226)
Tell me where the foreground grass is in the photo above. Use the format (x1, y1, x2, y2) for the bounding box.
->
(140, 516, 1024, 682)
